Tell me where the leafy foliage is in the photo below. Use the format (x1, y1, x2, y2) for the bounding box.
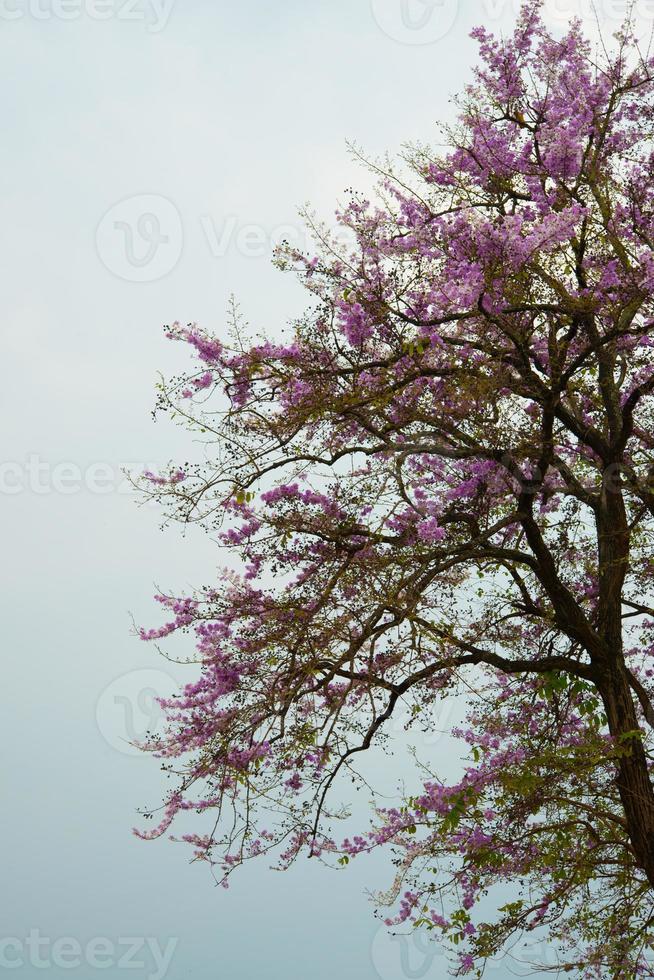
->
(136, 4, 654, 975)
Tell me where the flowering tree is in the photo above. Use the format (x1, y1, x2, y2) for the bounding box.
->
(136, 4, 654, 975)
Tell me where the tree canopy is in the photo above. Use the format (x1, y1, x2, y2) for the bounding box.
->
(136, 4, 654, 974)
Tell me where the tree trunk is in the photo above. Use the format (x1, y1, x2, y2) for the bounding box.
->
(593, 473, 654, 884)
(598, 659, 654, 887)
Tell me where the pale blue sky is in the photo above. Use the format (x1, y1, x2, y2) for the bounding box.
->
(1, 2, 642, 978)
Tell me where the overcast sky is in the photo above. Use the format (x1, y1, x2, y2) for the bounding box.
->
(2, 2, 648, 978)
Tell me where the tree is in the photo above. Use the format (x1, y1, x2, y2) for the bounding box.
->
(135, 3, 654, 975)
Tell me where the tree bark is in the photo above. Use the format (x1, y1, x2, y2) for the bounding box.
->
(592, 469, 654, 884)
(598, 659, 654, 887)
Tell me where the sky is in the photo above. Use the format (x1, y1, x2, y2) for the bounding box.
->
(2, 1, 650, 978)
